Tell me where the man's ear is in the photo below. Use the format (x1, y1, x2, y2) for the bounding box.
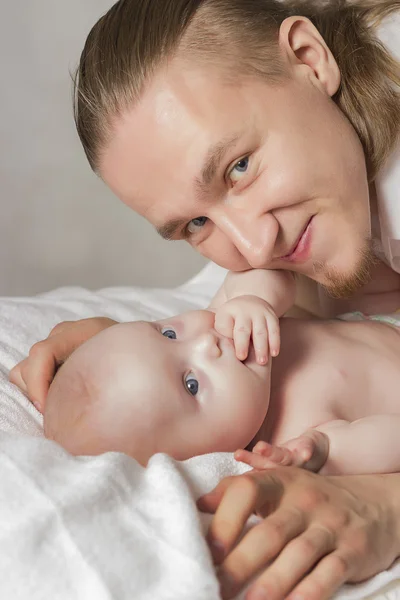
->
(279, 16, 341, 97)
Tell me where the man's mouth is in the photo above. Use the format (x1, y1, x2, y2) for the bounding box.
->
(281, 217, 314, 263)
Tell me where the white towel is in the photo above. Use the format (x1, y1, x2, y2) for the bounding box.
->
(0, 263, 399, 599)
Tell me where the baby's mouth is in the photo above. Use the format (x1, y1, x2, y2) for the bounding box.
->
(242, 343, 257, 367)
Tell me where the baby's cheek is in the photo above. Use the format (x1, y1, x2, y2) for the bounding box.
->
(227, 381, 268, 443)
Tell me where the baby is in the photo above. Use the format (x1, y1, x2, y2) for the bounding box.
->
(41, 268, 400, 475)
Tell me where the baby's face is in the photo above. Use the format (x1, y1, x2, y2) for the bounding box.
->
(45, 310, 271, 464)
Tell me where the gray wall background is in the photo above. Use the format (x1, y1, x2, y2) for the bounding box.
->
(0, 1, 206, 296)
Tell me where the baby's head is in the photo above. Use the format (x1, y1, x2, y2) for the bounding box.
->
(44, 310, 271, 465)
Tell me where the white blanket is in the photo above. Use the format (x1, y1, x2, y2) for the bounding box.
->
(1, 262, 399, 600)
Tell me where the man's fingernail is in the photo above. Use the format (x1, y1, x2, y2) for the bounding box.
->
(210, 539, 225, 563)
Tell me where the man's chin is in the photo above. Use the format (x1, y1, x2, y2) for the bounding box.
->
(321, 273, 369, 299)
(314, 244, 377, 299)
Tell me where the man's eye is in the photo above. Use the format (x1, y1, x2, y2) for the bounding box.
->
(228, 156, 249, 185)
(184, 373, 199, 396)
(161, 328, 177, 340)
(186, 216, 208, 235)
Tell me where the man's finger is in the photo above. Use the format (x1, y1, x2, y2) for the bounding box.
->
(286, 549, 354, 600)
(48, 320, 74, 337)
(197, 476, 236, 513)
(24, 350, 58, 410)
(25, 333, 82, 408)
(206, 475, 261, 563)
(218, 507, 306, 599)
(245, 525, 336, 600)
(205, 472, 287, 562)
(9, 361, 28, 393)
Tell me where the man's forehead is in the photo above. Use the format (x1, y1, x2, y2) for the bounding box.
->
(101, 92, 204, 209)
(101, 62, 260, 225)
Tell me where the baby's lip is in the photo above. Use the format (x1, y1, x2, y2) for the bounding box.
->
(218, 334, 256, 367)
(218, 335, 234, 354)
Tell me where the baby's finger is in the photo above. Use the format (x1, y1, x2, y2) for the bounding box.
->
(214, 311, 235, 339)
(283, 437, 314, 465)
(245, 442, 294, 465)
(234, 449, 277, 470)
(233, 317, 252, 361)
(251, 315, 269, 364)
(235, 447, 294, 469)
(283, 431, 329, 472)
(252, 440, 274, 455)
(265, 311, 280, 357)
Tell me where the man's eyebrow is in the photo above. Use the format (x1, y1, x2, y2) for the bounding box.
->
(156, 133, 241, 241)
(156, 219, 186, 241)
(196, 133, 241, 192)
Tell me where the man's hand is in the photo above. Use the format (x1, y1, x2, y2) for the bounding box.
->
(198, 467, 399, 600)
(214, 295, 280, 365)
(9, 317, 117, 413)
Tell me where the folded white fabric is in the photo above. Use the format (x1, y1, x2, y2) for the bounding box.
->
(0, 262, 399, 600)
(0, 433, 238, 600)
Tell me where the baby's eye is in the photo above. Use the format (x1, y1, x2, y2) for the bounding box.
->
(186, 216, 208, 235)
(184, 373, 199, 396)
(228, 156, 249, 185)
(161, 327, 177, 340)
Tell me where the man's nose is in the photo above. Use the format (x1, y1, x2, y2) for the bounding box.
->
(191, 331, 221, 359)
(213, 207, 279, 269)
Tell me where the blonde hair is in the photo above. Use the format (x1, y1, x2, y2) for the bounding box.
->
(74, 0, 400, 180)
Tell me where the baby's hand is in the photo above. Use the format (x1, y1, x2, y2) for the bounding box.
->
(235, 430, 329, 473)
(214, 295, 279, 365)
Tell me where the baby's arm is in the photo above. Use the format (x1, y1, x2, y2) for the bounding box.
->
(209, 269, 296, 363)
(209, 269, 295, 316)
(237, 415, 400, 475)
(315, 416, 400, 475)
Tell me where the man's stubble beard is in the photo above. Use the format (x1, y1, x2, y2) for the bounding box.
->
(313, 239, 378, 299)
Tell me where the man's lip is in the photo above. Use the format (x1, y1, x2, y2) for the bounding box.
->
(280, 217, 313, 261)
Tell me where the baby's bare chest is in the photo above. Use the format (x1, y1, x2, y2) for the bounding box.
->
(269, 323, 400, 445)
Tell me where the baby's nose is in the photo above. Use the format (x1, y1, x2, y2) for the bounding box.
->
(192, 331, 221, 359)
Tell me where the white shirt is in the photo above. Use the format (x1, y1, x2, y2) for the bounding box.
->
(375, 14, 400, 271)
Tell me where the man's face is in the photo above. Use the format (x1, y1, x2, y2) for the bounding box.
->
(101, 56, 372, 295)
